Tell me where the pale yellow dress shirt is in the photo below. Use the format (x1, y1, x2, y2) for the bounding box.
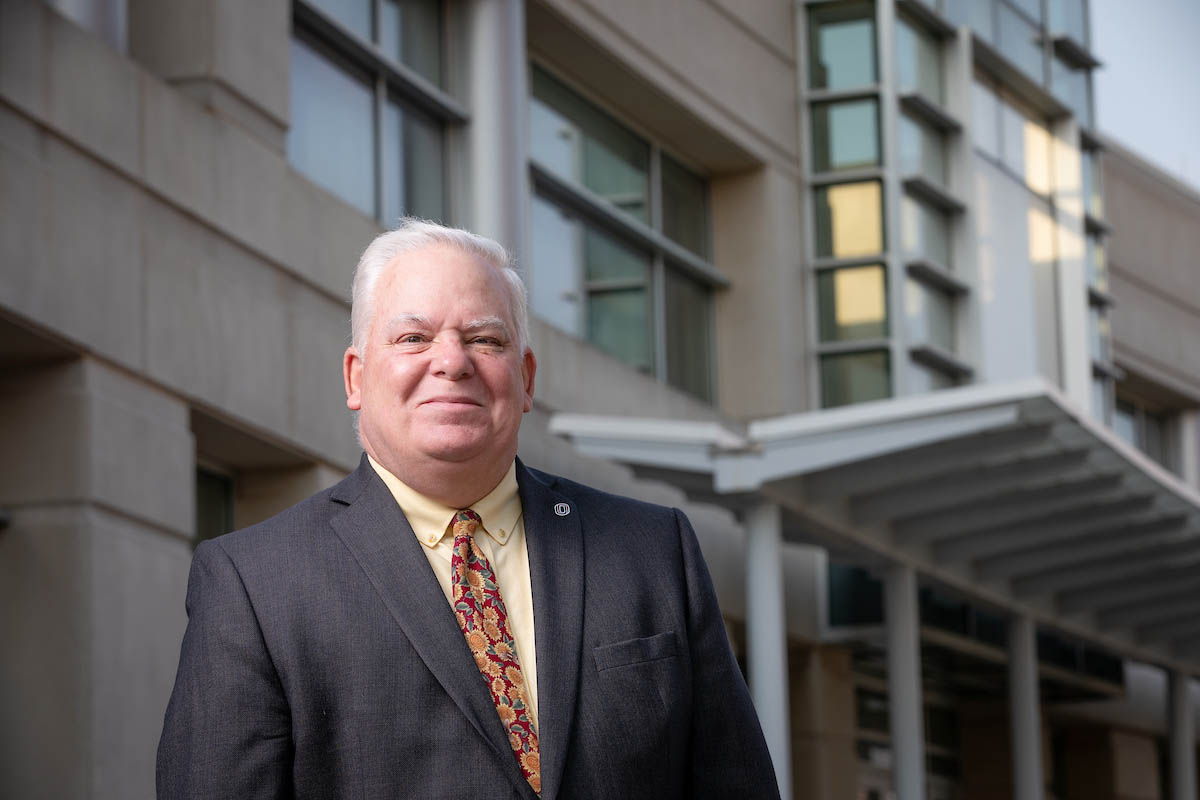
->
(367, 456, 539, 730)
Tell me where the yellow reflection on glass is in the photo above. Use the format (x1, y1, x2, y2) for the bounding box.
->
(816, 181, 883, 258)
(1023, 118, 1053, 196)
(1027, 206, 1056, 264)
(817, 265, 888, 342)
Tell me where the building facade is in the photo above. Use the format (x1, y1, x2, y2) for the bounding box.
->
(2, 0, 1199, 798)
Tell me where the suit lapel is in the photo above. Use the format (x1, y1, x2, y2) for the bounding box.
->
(328, 457, 537, 800)
(518, 461, 585, 800)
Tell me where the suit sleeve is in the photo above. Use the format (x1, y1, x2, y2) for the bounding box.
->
(675, 508, 783, 800)
(157, 539, 293, 800)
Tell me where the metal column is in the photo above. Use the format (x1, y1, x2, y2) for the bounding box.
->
(745, 501, 793, 800)
(885, 563, 926, 800)
(1169, 669, 1197, 800)
(1008, 615, 1044, 800)
(462, 0, 530, 259)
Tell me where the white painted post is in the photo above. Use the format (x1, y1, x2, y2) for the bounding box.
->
(1169, 669, 1197, 800)
(1008, 615, 1045, 800)
(745, 501, 793, 800)
(885, 563, 926, 800)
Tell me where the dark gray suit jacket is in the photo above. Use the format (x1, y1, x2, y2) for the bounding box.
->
(157, 456, 780, 799)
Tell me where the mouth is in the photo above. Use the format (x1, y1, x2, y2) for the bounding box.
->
(420, 396, 482, 407)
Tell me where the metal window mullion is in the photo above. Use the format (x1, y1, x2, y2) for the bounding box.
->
(649, 146, 663, 236)
(880, 0, 905, 398)
(373, 73, 388, 223)
(653, 254, 668, 384)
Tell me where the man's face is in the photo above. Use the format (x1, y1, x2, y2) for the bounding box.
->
(343, 245, 535, 481)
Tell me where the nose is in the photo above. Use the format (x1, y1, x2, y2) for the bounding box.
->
(431, 337, 474, 380)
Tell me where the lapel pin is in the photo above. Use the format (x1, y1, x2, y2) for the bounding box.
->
(554, 503, 570, 517)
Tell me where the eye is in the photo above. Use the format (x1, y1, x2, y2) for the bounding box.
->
(396, 334, 427, 344)
(468, 336, 504, 348)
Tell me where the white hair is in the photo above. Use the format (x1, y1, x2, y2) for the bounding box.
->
(349, 218, 530, 355)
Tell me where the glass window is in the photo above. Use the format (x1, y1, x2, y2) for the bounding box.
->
(857, 688, 890, 732)
(997, 3, 1044, 84)
(814, 181, 885, 259)
(665, 268, 713, 400)
(196, 468, 234, 544)
(972, 77, 1001, 159)
(1113, 399, 1136, 445)
(900, 196, 951, 267)
(1085, 235, 1107, 293)
(898, 113, 946, 186)
(1092, 376, 1111, 423)
(1001, 96, 1053, 195)
(530, 67, 650, 225)
(661, 154, 710, 258)
(808, 1, 878, 90)
(944, 0, 994, 42)
(811, 98, 881, 173)
(288, 37, 376, 216)
(1088, 305, 1110, 363)
(905, 278, 955, 351)
(530, 195, 586, 336)
(382, 97, 445, 224)
(821, 350, 891, 407)
(308, 0, 372, 41)
(378, 0, 442, 85)
(1049, 0, 1088, 45)
(896, 16, 943, 104)
(817, 265, 889, 342)
(1007, 0, 1042, 24)
(1051, 56, 1092, 128)
(1081, 148, 1103, 219)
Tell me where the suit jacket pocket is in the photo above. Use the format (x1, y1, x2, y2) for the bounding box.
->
(593, 631, 678, 672)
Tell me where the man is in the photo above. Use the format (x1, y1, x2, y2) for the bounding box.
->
(157, 219, 780, 799)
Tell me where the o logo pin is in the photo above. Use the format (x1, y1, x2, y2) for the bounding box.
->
(554, 503, 570, 517)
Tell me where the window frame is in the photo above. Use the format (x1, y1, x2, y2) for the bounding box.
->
(527, 61, 725, 401)
(289, 0, 465, 224)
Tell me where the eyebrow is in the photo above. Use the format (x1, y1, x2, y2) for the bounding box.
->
(384, 313, 509, 338)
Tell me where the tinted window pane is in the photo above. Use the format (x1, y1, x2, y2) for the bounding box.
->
(1085, 235, 1107, 292)
(1001, 96, 1053, 195)
(896, 16, 943, 103)
(589, 288, 653, 374)
(856, 688, 890, 732)
(288, 38, 376, 217)
(812, 98, 880, 173)
(944, 0, 994, 41)
(308, 0, 372, 40)
(997, 3, 1044, 83)
(1051, 56, 1091, 128)
(1049, 0, 1088, 44)
(379, 0, 442, 85)
(1082, 148, 1103, 218)
(665, 268, 712, 400)
(661, 154, 710, 258)
(1088, 306, 1110, 362)
(898, 113, 946, 185)
(817, 265, 888, 342)
(529, 195, 586, 337)
(1008, 0, 1042, 25)
(905, 278, 955, 351)
(530, 68, 650, 224)
(900, 196, 951, 267)
(196, 468, 233, 543)
(1113, 399, 1136, 444)
(821, 350, 891, 407)
(972, 77, 1000, 158)
(809, 1, 877, 90)
(382, 99, 445, 224)
(814, 181, 884, 259)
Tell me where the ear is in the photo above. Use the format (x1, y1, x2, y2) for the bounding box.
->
(521, 348, 537, 413)
(344, 346, 363, 410)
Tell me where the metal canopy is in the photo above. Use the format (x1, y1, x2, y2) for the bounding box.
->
(549, 379, 1200, 672)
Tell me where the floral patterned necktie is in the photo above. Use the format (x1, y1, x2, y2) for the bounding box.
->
(450, 509, 541, 795)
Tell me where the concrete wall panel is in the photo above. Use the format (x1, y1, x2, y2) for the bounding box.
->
(212, 0, 290, 125)
(288, 285, 360, 468)
(707, 0, 794, 61)
(143, 202, 291, 432)
(1110, 271, 1200, 400)
(0, 506, 89, 800)
(140, 72, 222, 224)
(88, 507, 191, 800)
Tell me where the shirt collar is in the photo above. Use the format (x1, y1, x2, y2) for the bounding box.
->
(367, 455, 522, 549)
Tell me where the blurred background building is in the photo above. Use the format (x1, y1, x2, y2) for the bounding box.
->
(2, 0, 1200, 798)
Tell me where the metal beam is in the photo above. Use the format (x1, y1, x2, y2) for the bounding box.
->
(1058, 568, 1200, 614)
(802, 423, 1055, 501)
(849, 449, 1090, 524)
(1098, 593, 1200, 630)
(972, 515, 1189, 581)
(932, 496, 1158, 564)
(1014, 537, 1200, 597)
(893, 474, 1124, 544)
(1138, 615, 1200, 645)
